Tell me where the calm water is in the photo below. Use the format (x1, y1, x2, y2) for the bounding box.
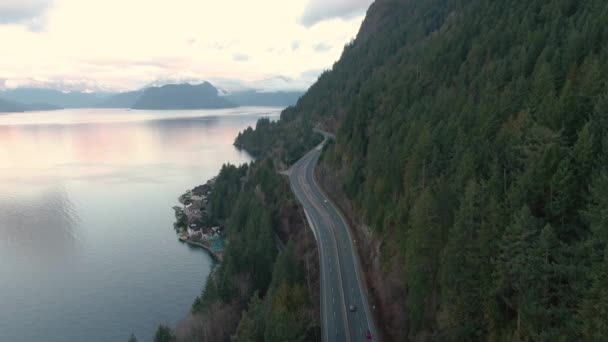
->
(0, 107, 280, 342)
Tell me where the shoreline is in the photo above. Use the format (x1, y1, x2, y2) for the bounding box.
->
(173, 177, 225, 263)
(178, 238, 223, 262)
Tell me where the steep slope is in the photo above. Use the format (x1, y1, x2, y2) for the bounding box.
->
(132, 83, 236, 110)
(236, 0, 608, 340)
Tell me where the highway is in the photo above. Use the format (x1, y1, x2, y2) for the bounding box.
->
(287, 140, 377, 342)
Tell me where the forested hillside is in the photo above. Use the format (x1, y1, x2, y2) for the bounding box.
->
(171, 161, 320, 341)
(236, 0, 608, 340)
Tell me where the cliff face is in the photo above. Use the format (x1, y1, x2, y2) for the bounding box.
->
(238, 0, 608, 340)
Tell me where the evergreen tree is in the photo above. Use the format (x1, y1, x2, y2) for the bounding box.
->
(232, 292, 265, 342)
(440, 181, 486, 339)
(579, 251, 608, 341)
(493, 206, 538, 340)
(154, 325, 176, 342)
(406, 188, 444, 332)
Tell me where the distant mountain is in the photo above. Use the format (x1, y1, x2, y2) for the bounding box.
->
(95, 91, 143, 108)
(143, 78, 210, 89)
(24, 103, 63, 111)
(0, 97, 62, 113)
(0, 88, 104, 108)
(0, 97, 26, 113)
(0, 82, 304, 110)
(225, 91, 304, 107)
(132, 82, 237, 110)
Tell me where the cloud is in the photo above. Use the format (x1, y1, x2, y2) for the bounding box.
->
(0, 0, 366, 92)
(0, 0, 53, 30)
(313, 42, 331, 52)
(300, 0, 373, 27)
(232, 53, 250, 62)
(291, 40, 301, 51)
(301, 68, 324, 79)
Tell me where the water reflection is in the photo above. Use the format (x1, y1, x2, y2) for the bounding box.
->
(0, 108, 278, 342)
(0, 185, 81, 262)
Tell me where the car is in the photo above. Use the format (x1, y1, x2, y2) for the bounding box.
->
(324, 199, 328, 203)
(349, 304, 357, 312)
(365, 330, 372, 340)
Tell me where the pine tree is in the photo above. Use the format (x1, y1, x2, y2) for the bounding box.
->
(406, 188, 444, 332)
(154, 325, 176, 342)
(579, 251, 608, 341)
(493, 205, 538, 339)
(440, 181, 486, 339)
(232, 292, 265, 342)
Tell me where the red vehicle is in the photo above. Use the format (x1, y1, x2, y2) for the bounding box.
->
(365, 330, 372, 340)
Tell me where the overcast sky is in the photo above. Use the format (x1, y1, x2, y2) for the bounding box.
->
(0, 0, 373, 92)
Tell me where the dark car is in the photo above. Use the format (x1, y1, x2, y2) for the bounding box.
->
(349, 304, 357, 312)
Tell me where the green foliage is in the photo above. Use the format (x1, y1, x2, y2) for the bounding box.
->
(153, 325, 176, 342)
(439, 182, 486, 339)
(234, 117, 323, 164)
(405, 188, 445, 332)
(263, 282, 310, 342)
(223, 0, 608, 339)
(193, 161, 281, 310)
(190, 160, 318, 340)
(232, 241, 316, 342)
(579, 251, 608, 341)
(206, 163, 248, 224)
(232, 292, 266, 342)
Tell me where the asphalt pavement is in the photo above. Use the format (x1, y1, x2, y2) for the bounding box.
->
(287, 141, 377, 342)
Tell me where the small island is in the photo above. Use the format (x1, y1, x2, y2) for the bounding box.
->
(173, 177, 225, 261)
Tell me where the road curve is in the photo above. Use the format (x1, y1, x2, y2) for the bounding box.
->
(288, 141, 377, 342)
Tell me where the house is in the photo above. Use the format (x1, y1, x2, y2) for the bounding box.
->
(185, 203, 202, 221)
(191, 195, 203, 207)
(185, 203, 194, 214)
(188, 223, 202, 238)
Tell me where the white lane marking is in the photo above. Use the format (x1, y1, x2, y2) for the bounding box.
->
(310, 166, 378, 340)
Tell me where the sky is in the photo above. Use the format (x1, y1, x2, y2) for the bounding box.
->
(0, 0, 374, 92)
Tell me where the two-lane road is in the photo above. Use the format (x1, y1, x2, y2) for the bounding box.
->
(288, 141, 377, 342)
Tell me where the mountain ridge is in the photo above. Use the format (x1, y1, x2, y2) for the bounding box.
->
(0, 82, 304, 110)
(132, 82, 237, 110)
(234, 0, 608, 340)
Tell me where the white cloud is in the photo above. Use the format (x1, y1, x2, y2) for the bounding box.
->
(291, 40, 301, 51)
(232, 53, 250, 62)
(0, 0, 53, 30)
(300, 0, 373, 27)
(0, 0, 367, 92)
(313, 42, 332, 52)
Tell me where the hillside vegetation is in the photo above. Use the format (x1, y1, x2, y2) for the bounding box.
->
(172, 161, 319, 342)
(236, 0, 608, 340)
